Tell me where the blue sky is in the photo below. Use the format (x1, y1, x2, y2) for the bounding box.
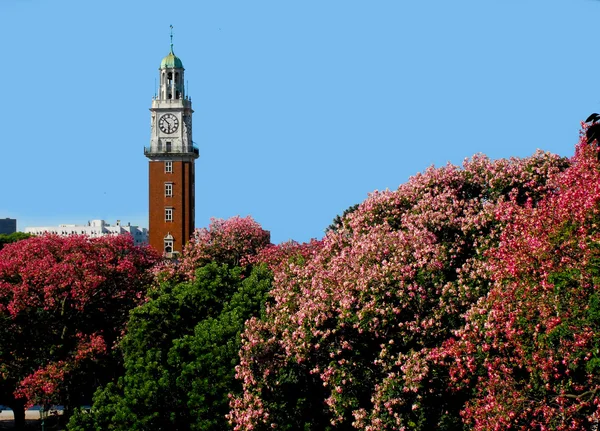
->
(0, 0, 598, 244)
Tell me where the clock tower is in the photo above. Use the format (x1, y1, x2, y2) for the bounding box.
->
(145, 28, 198, 256)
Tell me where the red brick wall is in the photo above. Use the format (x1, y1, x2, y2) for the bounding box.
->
(148, 159, 195, 254)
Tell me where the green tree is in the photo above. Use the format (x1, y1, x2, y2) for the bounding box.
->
(67, 262, 272, 431)
(325, 204, 359, 233)
(0, 232, 31, 250)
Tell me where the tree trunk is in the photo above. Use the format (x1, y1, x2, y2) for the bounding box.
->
(7, 399, 26, 431)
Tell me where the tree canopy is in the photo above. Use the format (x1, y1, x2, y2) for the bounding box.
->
(0, 234, 159, 430)
(229, 151, 570, 430)
(180, 216, 271, 275)
(67, 263, 272, 431)
(448, 134, 600, 429)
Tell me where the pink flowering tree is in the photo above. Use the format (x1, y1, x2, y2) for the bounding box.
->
(0, 234, 159, 430)
(229, 151, 569, 430)
(447, 132, 600, 429)
(178, 216, 271, 279)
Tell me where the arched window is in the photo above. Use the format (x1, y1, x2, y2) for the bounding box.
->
(164, 234, 174, 254)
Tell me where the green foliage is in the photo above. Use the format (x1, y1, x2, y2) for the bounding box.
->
(326, 203, 359, 233)
(67, 263, 272, 431)
(0, 232, 31, 250)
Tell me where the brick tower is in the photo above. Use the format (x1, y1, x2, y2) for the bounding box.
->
(145, 28, 198, 256)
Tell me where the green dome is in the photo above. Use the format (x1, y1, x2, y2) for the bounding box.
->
(160, 49, 184, 69)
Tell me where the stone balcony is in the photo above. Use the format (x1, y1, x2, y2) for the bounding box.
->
(144, 145, 199, 158)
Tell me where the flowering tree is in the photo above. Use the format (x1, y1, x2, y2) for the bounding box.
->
(448, 132, 600, 429)
(229, 151, 569, 430)
(179, 216, 271, 278)
(0, 234, 159, 430)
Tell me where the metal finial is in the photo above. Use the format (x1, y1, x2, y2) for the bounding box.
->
(170, 25, 174, 53)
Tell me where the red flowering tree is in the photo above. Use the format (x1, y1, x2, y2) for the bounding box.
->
(0, 234, 159, 430)
(229, 151, 569, 430)
(448, 132, 600, 429)
(179, 216, 271, 278)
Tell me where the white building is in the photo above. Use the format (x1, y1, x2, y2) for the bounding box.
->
(25, 220, 148, 246)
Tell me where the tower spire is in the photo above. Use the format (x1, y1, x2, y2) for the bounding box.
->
(170, 24, 174, 53)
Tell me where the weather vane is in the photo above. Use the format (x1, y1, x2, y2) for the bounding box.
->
(170, 25, 174, 52)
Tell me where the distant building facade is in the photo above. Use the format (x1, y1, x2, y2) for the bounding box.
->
(0, 218, 17, 235)
(25, 220, 148, 246)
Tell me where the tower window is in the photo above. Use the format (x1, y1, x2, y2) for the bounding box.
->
(164, 239, 173, 254)
(166, 141, 172, 152)
(165, 183, 173, 197)
(165, 208, 173, 222)
(165, 161, 172, 173)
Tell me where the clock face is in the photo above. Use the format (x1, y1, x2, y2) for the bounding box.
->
(159, 114, 179, 134)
